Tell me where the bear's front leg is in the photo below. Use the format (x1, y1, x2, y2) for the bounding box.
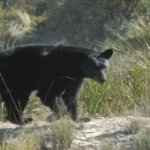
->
(67, 94, 79, 121)
(66, 94, 91, 122)
(62, 79, 91, 122)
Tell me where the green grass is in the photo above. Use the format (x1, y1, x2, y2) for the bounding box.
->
(79, 59, 150, 117)
(79, 14, 150, 118)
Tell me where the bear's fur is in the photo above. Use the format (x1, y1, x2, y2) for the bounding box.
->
(0, 44, 113, 124)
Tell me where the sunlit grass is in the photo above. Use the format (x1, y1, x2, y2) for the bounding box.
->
(51, 118, 75, 149)
(0, 102, 7, 122)
(79, 14, 150, 117)
(0, 117, 75, 150)
(1, 131, 42, 150)
(80, 58, 150, 117)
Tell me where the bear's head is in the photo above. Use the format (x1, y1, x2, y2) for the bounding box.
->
(78, 49, 113, 84)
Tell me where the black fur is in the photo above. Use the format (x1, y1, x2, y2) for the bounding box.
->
(0, 44, 113, 124)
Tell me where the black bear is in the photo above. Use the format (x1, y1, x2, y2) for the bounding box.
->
(0, 44, 113, 124)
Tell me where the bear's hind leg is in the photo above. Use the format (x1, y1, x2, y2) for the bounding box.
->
(45, 96, 68, 122)
(17, 90, 33, 124)
(38, 91, 67, 121)
(3, 90, 32, 125)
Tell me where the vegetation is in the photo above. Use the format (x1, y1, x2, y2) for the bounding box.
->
(132, 127, 150, 150)
(0, 118, 75, 150)
(79, 13, 150, 118)
(1, 131, 42, 150)
(0, 0, 150, 149)
(0, 0, 147, 48)
(0, 0, 47, 50)
(51, 118, 75, 149)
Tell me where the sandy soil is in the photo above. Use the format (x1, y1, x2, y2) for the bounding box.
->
(0, 116, 150, 150)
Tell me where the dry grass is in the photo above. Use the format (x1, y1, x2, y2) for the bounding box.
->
(0, 117, 75, 150)
(1, 131, 42, 150)
(51, 118, 76, 149)
(130, 118, 147, 134)
(132, 127, 150, 150)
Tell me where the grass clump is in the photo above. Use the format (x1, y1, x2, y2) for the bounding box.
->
(51, 118, 75, 149)
(1, 131, 42, 150)
(132, 127, 150, 150)
(130, 118, 147, 134)
(129, 118, 150, 150)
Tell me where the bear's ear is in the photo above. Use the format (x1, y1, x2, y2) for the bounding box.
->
(98, 49, 113, 59)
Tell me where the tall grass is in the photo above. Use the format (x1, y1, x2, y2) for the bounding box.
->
(80, 14, 150, 117)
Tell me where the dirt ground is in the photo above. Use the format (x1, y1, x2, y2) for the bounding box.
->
(0, 116, 150, 150)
